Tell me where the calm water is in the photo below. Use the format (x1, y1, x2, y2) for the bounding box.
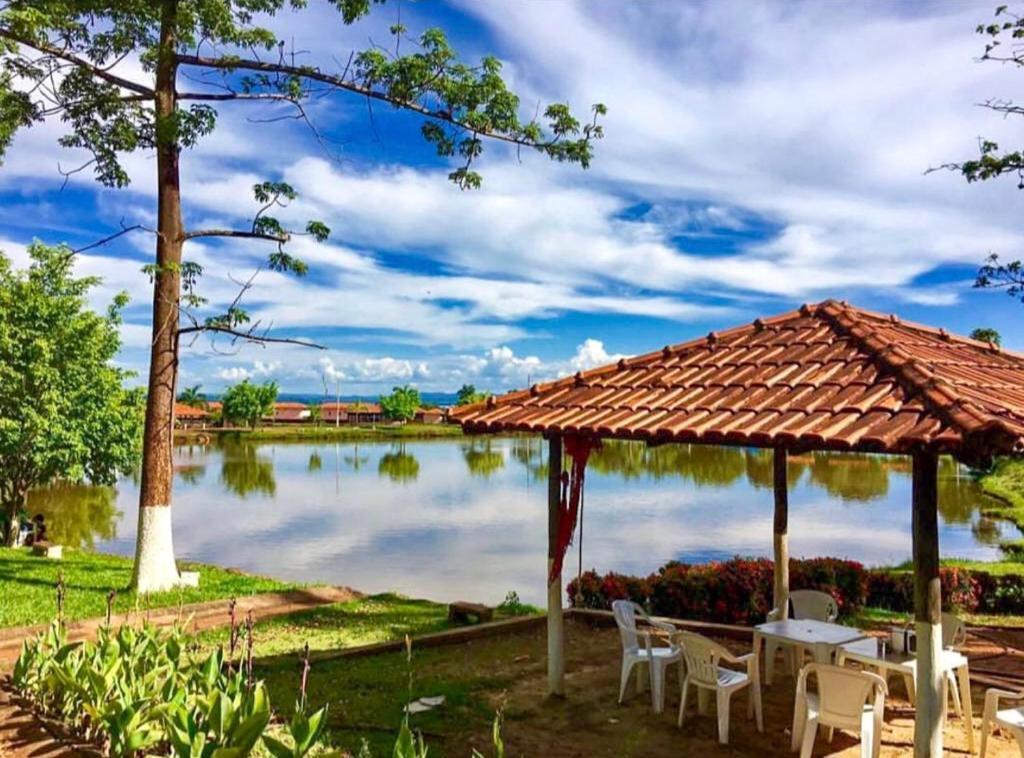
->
(31, 437, 1021, 606)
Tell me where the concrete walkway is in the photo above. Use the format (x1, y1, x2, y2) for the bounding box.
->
(0, 585, 359, 667)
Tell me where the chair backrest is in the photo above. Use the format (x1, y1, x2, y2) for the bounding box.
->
(612, 600, 643, 653)
(678, 631, 729, 688)
(799, 663, 887, 732)
(790, 590, 838, 623)
(942, 612, 967, 649)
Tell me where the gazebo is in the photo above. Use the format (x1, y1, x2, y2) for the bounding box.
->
(451, 299, 1024, 756)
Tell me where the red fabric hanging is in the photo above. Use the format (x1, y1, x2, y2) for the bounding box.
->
(549, 434, 600, 584)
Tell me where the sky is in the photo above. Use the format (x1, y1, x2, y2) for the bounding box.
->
(1, 0, 1023, 396)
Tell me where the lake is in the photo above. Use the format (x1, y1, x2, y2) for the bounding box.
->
(30, 437, 1020, 606)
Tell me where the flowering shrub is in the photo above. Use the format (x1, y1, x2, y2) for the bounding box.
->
(571, 557, 1024, 622)
(568, 556, 864, 625)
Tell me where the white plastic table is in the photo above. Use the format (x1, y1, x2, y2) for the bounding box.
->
(836, 638, 975, 753)
(753, 619, 867, 683)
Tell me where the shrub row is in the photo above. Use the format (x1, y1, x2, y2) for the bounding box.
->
(567, 557, 1024, 624)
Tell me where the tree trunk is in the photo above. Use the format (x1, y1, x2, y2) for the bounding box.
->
(131, 0, 183, 593)
(2, 490, 28, 548)
(912, 449, 942, 757)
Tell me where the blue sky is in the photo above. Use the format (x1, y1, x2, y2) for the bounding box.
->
(1, 1, 1023, 395)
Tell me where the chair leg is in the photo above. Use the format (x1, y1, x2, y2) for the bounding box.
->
(716, 689, 731, 745)
(947, 670, 963, 719)
(765, 640, 778, 686)
(751, 677, 764, 733)
(678, 678, 690, 728)
(861, 711, 875, 758)
(618, 658, 634, 704)
(903, 673, 916, 705)
(637, 661, 648, 695)
(799, 716, 819, 758)
(791, 694, 807, 752)
(698, 688, 710, 716)
(651, 661, 665, 714)
(980, 698, 996, 758)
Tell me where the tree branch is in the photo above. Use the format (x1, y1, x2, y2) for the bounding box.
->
(177, 324, 324, 349)
(183, 229, 288, 243)
(0, 30, 154, 97)
(175, 53, 552, 150)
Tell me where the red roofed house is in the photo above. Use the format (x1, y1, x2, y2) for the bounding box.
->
(270, 401, 310, 424)
(414, 407, 445, 424)
(174, 402, 210, 429)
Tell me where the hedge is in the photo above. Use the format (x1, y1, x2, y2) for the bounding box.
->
(567, 557, 1024, 624)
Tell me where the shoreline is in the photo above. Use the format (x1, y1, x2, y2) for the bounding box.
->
(173, 421, 466, 444)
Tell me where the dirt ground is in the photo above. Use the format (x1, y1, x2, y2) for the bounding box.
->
(465, 620, 1021, 757)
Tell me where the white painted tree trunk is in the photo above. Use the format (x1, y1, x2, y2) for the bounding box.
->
(131, 505, 181, 593)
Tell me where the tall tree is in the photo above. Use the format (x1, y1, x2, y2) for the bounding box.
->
(0, 2, 603, 591)
(455, 383, 490, 406)
(221, 379, 278, 428)
(941, 6, 1024, 300)
(0, 243, 143, 546)
(177, 384, 206, 408)
(380, 384, 420, 422)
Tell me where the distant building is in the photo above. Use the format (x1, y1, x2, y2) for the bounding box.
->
(174, 402, 210, 428)
(317, 402, 383, 425)
(270, 401, 310, 424)
(414, 407, 445, 424)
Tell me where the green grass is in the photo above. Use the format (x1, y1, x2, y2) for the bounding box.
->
(198, 593, 454, 658)
(0, 547, 296, 628)
(978, 457, 1024, 531)
(887, 556, 1024, 576)
(174, 423, 464, 444)
(256, 623, 524, 756)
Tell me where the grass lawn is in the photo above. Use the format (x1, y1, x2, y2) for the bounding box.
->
(198, 593, 453, 658)
(0, 547, 296, 628)
(978, 457, 1024, 531)
(174, 422, 464, 444)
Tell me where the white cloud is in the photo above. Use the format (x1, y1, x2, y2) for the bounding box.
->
(569, 339, 626, 372)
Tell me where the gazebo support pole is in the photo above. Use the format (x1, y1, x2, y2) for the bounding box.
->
(547, 434, 565, 697)
(912, 449, 942, 757)
(772, 448, 789, 617)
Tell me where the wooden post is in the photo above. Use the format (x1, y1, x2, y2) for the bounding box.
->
(912, 449, 942, 758)
(773, 448, 790, 617)
(547, 434, 565, 697)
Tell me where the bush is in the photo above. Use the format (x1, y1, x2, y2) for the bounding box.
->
(568, 556, 866, 625)
(571, 557, 1024, 623)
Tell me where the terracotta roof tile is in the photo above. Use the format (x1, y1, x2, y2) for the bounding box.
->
(452, 300, 1024, 457)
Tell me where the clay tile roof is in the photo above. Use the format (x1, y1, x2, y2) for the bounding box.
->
(174, 402, 209, 419)
(451, 300, 1024, 458)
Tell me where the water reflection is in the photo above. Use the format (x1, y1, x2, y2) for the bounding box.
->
(27, 484, 120, 549)
(462, 439, 505, 478)
(220, 441, 276, 497)
(32, 436, 1021, 606)
(378, 444, 420, 483)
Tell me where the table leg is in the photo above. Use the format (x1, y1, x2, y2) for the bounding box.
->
(957, 663, 975, 754)
(812, 642, 831, 665)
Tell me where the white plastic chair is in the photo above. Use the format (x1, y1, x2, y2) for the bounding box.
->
(942, 612, 968, 717)
(612, 600, 680, 713)
(676, 630, 763, 745)
(980, 687, 1024, 757)
(791, 662, 887, 758)
(765, 589, 839, 684)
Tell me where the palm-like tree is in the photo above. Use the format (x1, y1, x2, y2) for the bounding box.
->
(177, 384, 207, 409)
